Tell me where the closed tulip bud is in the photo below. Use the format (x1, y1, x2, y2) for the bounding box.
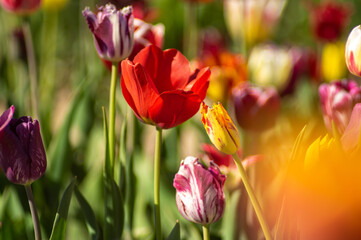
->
(173, 156, 226, 225)
(233, 84, 280, 132)
(0, 0, 41, 15)
(83, 4, 134, 62)
(201, 102, 241, 155)
(319, 80, 361, 135)
(345, 25, 361, 77)
(0, 106, 47, 185)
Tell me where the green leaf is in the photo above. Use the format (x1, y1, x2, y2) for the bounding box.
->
(49, 179, 76, 240)
(74, 186, 100, 240)
(119, 114, 127, 196)
(102, 107, 125, 239)
(47, 79, 88, 182)
(166, 220, 180, 240)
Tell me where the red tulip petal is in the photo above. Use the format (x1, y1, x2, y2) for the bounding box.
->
(121, 60, 159, 123)
(149, 90, 202, 129)
(186, 67, 211, 100)
(133, 45, 163, 84)
(158, 48, 191, 91)
(133, 45, 191, 93)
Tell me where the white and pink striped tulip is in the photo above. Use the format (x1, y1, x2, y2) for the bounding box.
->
(319, 80, 361, 135)
(83, 4, 134, 62)
(173, 156, 226, 225)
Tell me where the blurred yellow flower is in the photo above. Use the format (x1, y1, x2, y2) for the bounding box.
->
(201, 102, 241, 154)
(248, 44, 293, 91)
(224, 0, 286, 48)
(321, 42, 346, 82)
(42, 0, 68, 11)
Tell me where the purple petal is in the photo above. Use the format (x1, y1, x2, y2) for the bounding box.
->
(82, 7, 98, 33)
(28, 120, 46, 182)
(0, 106, 14, 136)
(0, 126, 31, 185)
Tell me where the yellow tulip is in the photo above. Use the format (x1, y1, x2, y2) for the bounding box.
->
(321, 42, 346, 82)
(200, 102, 241, 154)
(42, 0, 68, 11)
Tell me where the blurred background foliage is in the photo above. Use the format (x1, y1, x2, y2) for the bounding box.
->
(1, 0, 361, 239)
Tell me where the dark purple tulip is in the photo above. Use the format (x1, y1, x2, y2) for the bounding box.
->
(233, 84, 281, 132)
(173, 156, 226, 225)
(83, 4, 134, 62)
(0, 106, 46, 185)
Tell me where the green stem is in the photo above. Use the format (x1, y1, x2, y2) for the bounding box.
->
(25, 185, 42, 240)
(154, 127, 162, 240)
(232, 153, 272, 240)
(23, 19, 39, 119)
(202, 224, 210, 240)
(108, 62, 118, 175)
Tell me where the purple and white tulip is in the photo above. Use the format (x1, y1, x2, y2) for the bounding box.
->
(83, 4, 134, 62)
(173, 156, 226, 225)
(319, 80, 361, 135)
(0, 106, 47, 185)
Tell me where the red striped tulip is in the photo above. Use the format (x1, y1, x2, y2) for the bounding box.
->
(201, 102, 241, 154)
(83, 4, 134, 62)
(345, 25, 361, 77)
(173, 156, 226, 225)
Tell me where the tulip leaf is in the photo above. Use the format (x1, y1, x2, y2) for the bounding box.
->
(49, 179, 76, 240)
(119, 113, 127, 195)
(290, 125, 307, 163)
(47, 79, 88, 182)
(102, 107, 125, 240)
(166, 220, 180, 240)
(74, 186, 100, 240)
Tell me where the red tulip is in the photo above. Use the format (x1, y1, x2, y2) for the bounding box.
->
(310, 1, 351, 42)
(0, 0, 41, 15)
(121, 45, 210, 129)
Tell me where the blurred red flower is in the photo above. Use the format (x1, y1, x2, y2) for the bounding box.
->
(310, 1, 351, 42)
(121, 45, 210, 129)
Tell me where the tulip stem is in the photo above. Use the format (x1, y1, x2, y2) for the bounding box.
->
(232, 153, 272, 240)
(25, 184, 42, 240)
(23, 19, 39, 119)
(202, 224, 210, 240)
(109, 62, 118, 175)
(154, 127, 162, 240)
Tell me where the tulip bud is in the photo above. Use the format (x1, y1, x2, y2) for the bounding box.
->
(83, 4, 134, 62)
(200, 102, 241, 155)
(0, 0, 41, 15)
(233, 84, 280, 132)
(0, 106, 47, 185)
(345, 25, 361, 77)
(173, 156, 226, 225)
(319, 80, 361, 135)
